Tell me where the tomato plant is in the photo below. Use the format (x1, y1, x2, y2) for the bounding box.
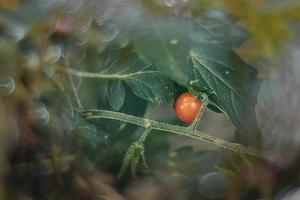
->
(0, 0, 300, 199)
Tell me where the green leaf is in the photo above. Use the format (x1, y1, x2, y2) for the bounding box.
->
(118, 142, 146, 178)
(107, 80, 126, 111)
(132, 16, 247, 86)
(189, 43, 260, 141)
(132, 18, 192, 86)
(102, 46, 175, 105)
(68, 45, 175, 105)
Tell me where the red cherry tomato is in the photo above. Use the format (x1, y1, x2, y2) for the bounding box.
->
(175, 92, 203, 123)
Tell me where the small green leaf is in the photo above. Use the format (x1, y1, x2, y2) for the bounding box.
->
(107, 80, 126, 111)
(118, 142, 146, 178)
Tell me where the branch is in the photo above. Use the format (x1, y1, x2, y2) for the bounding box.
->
(81, 109, 265, 158)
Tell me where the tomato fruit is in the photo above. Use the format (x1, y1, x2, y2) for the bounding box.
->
(175, 92, 203, 123)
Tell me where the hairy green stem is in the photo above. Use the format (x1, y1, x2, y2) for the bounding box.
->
(138, 128, 152, 144)
(82, 109, 264, 158)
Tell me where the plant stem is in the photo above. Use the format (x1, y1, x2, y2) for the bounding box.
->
(190, 94, 209, 130)
(66, 68, 161, 80)
(82, 109, 264, 158)
(66, 72, 83, 110)
(138, 128, 152, 144)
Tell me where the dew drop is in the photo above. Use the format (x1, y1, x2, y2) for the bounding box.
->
(226, 71, 229, 74)
(0, 75, 15, 96)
